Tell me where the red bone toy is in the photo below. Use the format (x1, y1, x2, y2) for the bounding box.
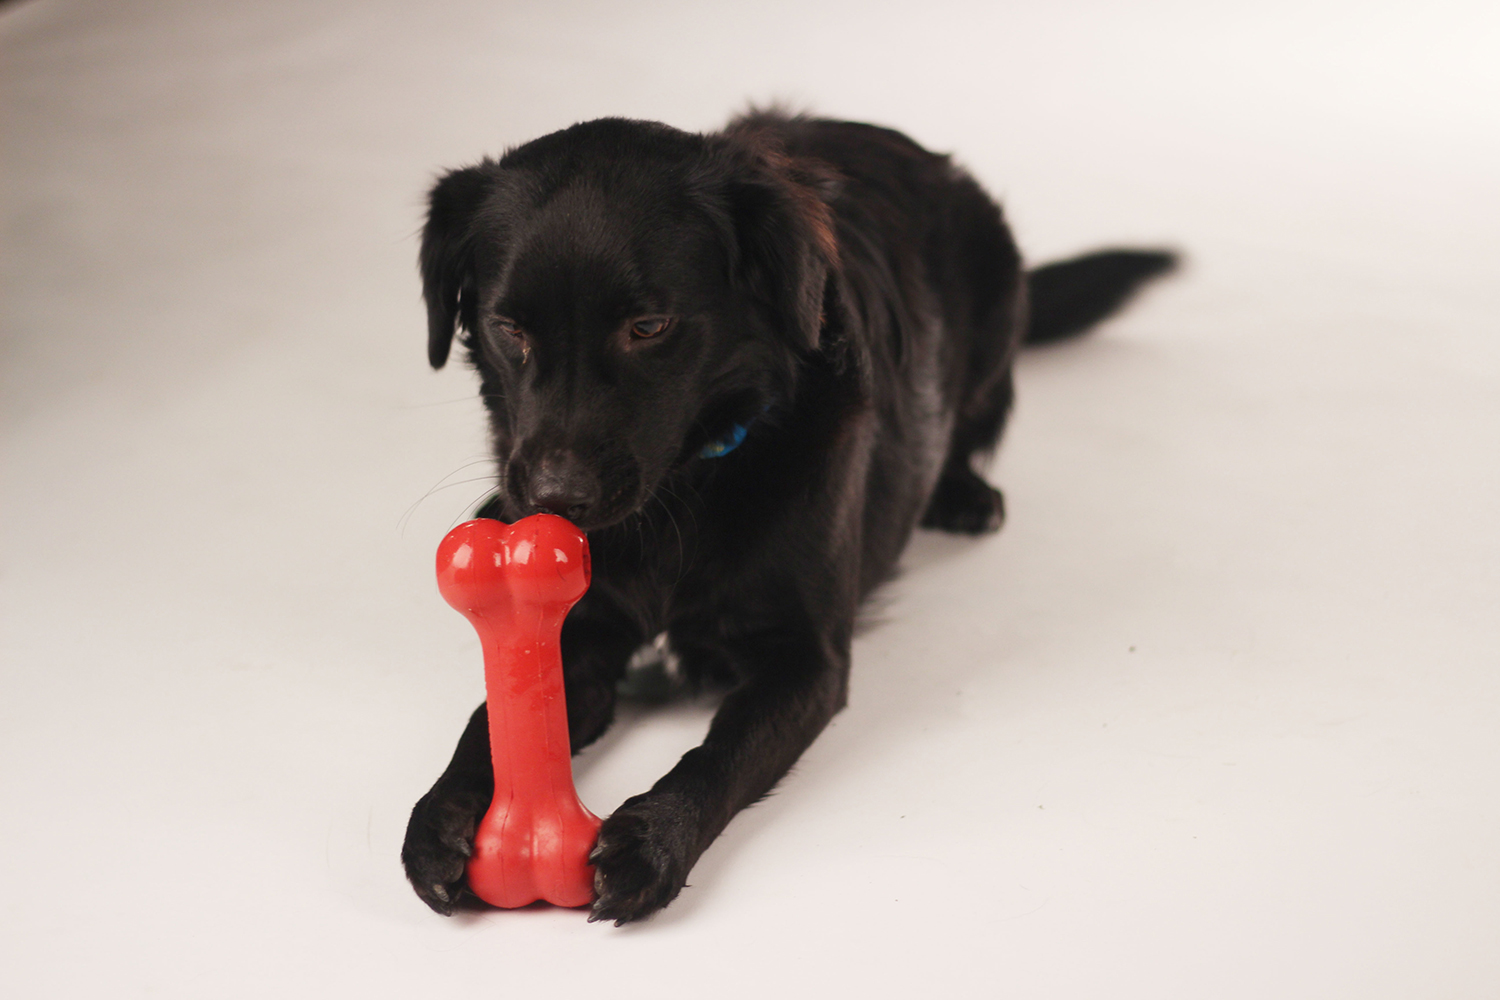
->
(435, 514, 599, 909)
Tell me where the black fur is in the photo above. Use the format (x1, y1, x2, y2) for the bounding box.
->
(401, 112, 1175, 924)
(1025, 249, 1177, 345)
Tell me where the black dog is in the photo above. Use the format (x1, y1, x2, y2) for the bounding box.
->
(402, 111, 1174, 924)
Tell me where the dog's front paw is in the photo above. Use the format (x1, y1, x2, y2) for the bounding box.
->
(921, 466, 1005, 534)
(401, 782, 489, 915)
(588, 793, 696, 925)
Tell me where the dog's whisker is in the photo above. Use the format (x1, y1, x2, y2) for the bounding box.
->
(398, 458, 497, 535)
(646, 487, 691, 592)
(395, 396, 485, 409)
(452, 486, 502, 529)
(651, 483, 699, 591)
(658, 481, 701, 541)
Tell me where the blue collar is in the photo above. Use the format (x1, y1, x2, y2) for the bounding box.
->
(699, 421, 750, 458)
(699, 402, 772, 459)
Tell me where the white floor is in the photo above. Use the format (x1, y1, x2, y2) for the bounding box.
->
(3, 1, 1498, 997)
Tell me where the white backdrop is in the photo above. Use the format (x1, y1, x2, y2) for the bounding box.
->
(3, 1, 1497, 997)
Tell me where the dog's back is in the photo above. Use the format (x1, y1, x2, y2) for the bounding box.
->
(728, 113, 1028, 588)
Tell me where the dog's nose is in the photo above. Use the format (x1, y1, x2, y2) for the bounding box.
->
(526, 451, 601, 522)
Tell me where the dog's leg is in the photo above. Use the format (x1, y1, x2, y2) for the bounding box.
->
(560, 606, 643, 751)
(921, 370, 1013, 534)
(589, 623, 850, 924)
(402, 598, 641, 915)
(401, 701, 492, 914)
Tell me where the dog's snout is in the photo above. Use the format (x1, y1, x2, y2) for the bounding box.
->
(525, 451, 601, 522)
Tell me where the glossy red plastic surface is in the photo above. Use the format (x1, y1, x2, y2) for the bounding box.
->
(435, 514, 599, 909)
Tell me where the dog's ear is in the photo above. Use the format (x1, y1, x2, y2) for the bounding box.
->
(707, 142, 839, 352)
(420, 164, 495, 369)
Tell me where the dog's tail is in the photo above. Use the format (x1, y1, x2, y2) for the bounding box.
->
(1024, 249, 1178, 345)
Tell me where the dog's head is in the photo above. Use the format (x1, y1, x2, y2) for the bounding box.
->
(420, 118, 838, 530)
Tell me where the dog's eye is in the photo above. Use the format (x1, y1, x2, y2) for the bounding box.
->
(630, 317, 673, 340)
(495, 317, 525, 340)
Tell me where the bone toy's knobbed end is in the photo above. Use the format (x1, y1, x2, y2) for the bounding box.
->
(435, 518, 508, 616)
(436, 514, 590, 614)
(504, 513, 591, 603)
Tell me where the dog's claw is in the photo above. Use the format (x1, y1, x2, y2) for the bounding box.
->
(401, 783, 488, 916)
(440, 833, 473, 858)
(586, 795, 694, 925)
